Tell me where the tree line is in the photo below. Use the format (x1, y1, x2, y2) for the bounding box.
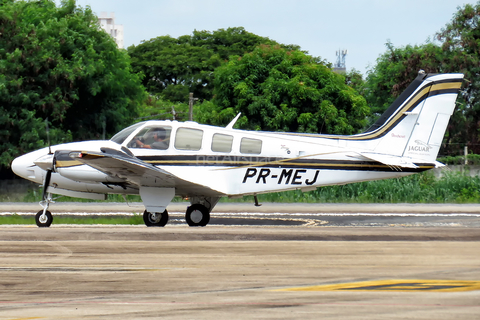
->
(2, 0, 480, 176)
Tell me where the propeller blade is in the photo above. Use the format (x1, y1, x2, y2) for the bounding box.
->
(45, 118, 52, 154)
(42, 169, 52, 200)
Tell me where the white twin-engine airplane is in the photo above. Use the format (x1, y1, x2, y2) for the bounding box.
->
(12, 71, 464, 227)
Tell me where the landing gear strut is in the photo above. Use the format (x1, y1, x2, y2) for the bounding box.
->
(143, 210, 169, 227)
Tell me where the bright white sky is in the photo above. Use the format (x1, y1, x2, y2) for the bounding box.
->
(73, 0, 473, 75)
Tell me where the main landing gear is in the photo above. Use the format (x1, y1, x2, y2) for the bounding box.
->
(185, 204, 210, 227)
(142, 204, 211, 227)
(143, 209, 169, 227)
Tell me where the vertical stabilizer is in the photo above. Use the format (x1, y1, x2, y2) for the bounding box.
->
(369, 73, 463, 163)
(402, 74, 463, 162)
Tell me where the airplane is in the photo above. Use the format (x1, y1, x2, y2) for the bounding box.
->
(11, 71, 464, 227)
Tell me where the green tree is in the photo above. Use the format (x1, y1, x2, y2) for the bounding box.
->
(0, 0, 145, 168)
(436, 2, 480, 154)
(365, 41, 446, 116)
(127, 27, 289, 102)
(188, 27, 300, 60)
(365, 2, 480, 155)
(128, 35, 220, 102)
(137, 96, 190, 122)
(365, 41, 469, 155)
(197, 45, 369, 134)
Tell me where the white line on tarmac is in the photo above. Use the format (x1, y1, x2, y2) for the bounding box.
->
(2, 212, 480, 217)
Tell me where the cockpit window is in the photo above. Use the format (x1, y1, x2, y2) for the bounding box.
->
(110, 122, 146, 145)
(127, 126, 171, 150)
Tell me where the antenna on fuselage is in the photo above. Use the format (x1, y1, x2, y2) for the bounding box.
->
(226, 112, 241, 130)
(45, 118, 52, 155)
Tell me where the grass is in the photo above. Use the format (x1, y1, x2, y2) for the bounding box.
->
(0, 213, 144, 225)
(247, 170, 480, 204)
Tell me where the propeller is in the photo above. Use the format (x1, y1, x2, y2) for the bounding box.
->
(45, 118, 52, 155)
(42, 118, 53, 201)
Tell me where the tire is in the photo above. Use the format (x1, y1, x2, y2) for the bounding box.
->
(185, 204, 210, 227)
(143, 210, 168, 227)
(35, 210, 53, 227)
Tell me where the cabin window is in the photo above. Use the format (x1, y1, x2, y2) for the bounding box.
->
(127, 126, 171, 150)
(212, 134, 233, 153)
(240, 137, 262, 154)
(175, 128, 203, 151)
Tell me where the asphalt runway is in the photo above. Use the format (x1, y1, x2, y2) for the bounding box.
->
(0, 203, 480, 319)
(3, 202, 480, 228)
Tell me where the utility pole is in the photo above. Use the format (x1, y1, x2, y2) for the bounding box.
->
(188, 93, 198, 121)
(101, 115, 106, 140)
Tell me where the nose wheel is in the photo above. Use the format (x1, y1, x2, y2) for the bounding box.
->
(35, 210, 53, 227)
(36, 192, 54, 227)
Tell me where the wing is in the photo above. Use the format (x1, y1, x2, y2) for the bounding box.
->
(69, 149, 223, 196)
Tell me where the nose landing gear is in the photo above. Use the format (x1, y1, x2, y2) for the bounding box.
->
(36, 192, 54, 227)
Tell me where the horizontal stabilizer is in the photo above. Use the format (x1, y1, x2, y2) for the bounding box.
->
(358, 152, 419, 169)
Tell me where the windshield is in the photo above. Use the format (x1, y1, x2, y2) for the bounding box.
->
(110, 122, 146, 145)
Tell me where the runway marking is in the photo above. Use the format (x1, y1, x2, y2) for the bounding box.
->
(278, 280, 480, 292)
(1, 300, 479, 308)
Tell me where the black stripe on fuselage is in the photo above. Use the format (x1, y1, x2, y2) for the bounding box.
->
(137, 155, 434, 173)
(53, 153, 434, 173)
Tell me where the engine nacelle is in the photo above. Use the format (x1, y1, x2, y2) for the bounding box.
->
(56, 165, 125, 183)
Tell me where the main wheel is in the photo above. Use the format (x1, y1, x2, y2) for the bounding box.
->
(185, 204, 210, 227)
(35, 210, 53, 227)
(143, 210, 169, 227)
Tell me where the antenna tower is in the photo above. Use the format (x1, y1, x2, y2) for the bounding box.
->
(333, 49, 347, 74)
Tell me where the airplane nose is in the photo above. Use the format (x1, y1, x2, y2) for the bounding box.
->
(11, 153, 36, 180)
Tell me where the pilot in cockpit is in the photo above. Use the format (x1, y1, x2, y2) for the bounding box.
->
(133, 127, 169, 149)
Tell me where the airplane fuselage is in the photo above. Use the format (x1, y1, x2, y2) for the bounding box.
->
(13, 120, 430, 200)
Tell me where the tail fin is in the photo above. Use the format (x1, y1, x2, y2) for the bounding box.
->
(361, 72, 463, 164)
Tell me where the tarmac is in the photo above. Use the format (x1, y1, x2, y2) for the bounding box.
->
(3, 201, 480, 214)
(0, 203, 479, 319)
